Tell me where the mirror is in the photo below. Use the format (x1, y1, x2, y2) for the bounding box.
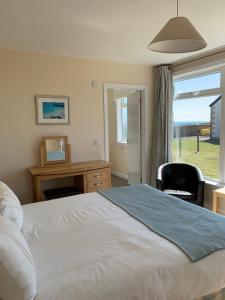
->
(41, 136, 71, 166)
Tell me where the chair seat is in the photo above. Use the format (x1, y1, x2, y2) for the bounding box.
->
(164, 189, 195, 201)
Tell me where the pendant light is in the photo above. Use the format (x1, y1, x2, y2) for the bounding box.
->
(148, 0, 207, 53)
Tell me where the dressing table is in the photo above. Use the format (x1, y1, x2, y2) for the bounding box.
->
(29, 137, 112, 202)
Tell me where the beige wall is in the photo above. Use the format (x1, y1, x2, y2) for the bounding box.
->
(0, 49, 153, 204)
(108, 90, 128, 176)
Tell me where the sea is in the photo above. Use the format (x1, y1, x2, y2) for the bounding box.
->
(174, 121, 210, 127)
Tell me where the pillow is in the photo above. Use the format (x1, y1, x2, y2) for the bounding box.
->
(0, 215, 36, 300)
(0, 181, 23, 230)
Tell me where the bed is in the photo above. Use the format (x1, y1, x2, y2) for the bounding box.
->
(20, 190, 225, 300)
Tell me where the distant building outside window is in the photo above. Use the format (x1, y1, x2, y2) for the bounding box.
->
(116, 97, 128, 143)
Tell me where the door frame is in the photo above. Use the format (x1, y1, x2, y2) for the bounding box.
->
(103, 83, 149, 183)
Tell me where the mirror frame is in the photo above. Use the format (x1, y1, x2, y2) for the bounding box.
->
(41, 136, 70, 166)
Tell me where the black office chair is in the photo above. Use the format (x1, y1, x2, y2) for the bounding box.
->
(156, 162, 205, 206)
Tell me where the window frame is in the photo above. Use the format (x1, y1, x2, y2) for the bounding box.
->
(116, 97, 128, 144)
(173, 68, 225, 183)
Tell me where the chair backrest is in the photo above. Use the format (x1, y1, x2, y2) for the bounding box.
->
(160, 163, 202, 193)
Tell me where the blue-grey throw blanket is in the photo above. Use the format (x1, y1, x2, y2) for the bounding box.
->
(98, 184, 225, 262)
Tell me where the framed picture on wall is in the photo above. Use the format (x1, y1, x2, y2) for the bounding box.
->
(35, 95, 69, 125)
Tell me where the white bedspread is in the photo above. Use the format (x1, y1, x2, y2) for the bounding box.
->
(22, 192, 225, 300)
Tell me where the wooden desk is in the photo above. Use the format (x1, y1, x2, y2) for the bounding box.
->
(213, 187, 225, 213)
(29, 160, 112, 202)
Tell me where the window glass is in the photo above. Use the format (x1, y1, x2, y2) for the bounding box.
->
(173, 95, 221, 180)
(121, 98, 127, 142)
(117, 97, 127, 143)
(174, 72, 221, 95)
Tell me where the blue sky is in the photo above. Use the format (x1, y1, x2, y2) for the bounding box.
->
(174, 73, 221, 123)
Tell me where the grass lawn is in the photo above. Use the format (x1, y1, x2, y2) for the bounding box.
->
(172, 137, 220, 180)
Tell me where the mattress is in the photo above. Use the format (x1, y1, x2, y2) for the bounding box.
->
(22, 192, 225, 300)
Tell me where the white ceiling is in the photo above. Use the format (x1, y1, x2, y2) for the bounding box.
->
(0, 0, 224, 65)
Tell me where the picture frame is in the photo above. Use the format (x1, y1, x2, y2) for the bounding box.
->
(35, 95, 69, 125)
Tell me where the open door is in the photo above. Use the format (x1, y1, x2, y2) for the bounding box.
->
(127, 91, 141, 184)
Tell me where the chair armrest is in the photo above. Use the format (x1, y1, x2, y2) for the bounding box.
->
(156, 179, 163, 191)
(194, 166, 205, 182)
(157, 163, 167, 181)
(195, 181, 205, 206)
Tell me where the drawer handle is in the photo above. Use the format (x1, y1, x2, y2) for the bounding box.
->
(94, 182, 102, 186)
(93, 174, 102, 178)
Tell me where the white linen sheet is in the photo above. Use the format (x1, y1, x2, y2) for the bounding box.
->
(22, 192, 225, 300)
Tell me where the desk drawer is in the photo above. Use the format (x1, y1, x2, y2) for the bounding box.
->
(87, 170, 109, 182)
(87, 180, 110, 192)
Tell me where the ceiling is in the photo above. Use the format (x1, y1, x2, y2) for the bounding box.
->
(0, 0, 224, 65)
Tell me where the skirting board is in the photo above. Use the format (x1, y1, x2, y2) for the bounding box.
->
(112, 170, 128, 180)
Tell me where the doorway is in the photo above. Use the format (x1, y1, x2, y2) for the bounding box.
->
(103, 83, 148, 187)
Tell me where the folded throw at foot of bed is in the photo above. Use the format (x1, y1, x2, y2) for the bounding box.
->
(98, 184, 225, 262)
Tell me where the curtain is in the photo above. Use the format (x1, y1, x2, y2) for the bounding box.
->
(150, 65, 174, 186)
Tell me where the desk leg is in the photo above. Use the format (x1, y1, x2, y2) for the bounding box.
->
(108, 167, 112, 188)
(83, 175, 87, 193)
(32, 177, 41, 202)
(213, 193, 218, 213)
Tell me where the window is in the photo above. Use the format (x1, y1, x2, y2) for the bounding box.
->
(174, 73, 221, 95)
(173, 72, 222, 181)
(116, 97, 128, 143)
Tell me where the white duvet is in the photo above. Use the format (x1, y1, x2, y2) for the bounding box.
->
(22, 192, 225, 300)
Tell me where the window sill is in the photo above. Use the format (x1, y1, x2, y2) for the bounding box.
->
(205, 179, 224, 188)
(115, 142, 128, 149)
